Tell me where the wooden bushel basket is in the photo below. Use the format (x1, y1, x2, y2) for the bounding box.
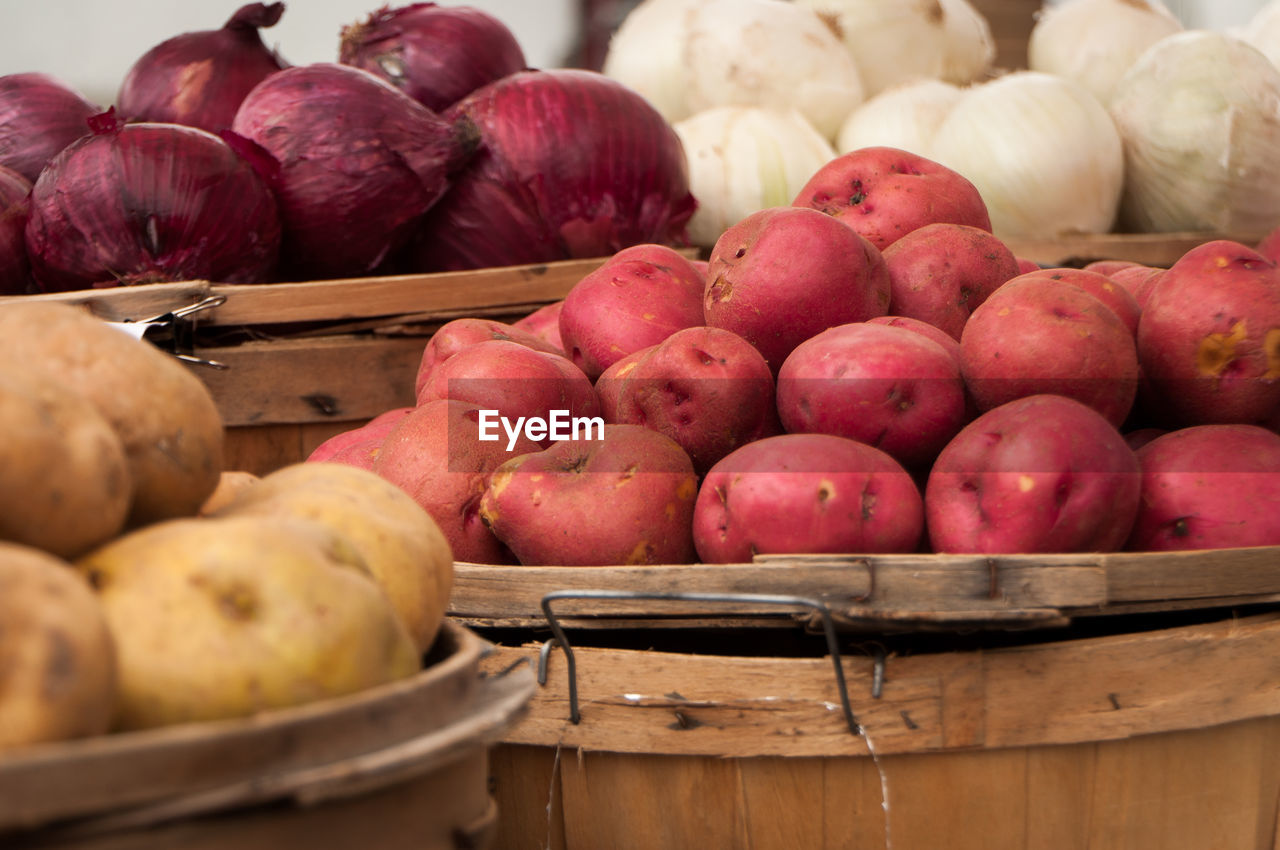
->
(454, 549, 1280, 850)
(0, 621, 536, 850)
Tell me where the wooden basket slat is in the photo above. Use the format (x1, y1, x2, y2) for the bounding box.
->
(450, 545, 1280, 630)
(486, 609, 1280, 758)
(1002, 230, 1266, 268)
(0, 256, 606, 327)
(0, 622, 491, 832)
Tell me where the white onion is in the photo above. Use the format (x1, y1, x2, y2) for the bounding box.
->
(793, 0, 994, 96)
(600, 0, 700, 123)
(939, 0, 997, 83)
(1028, 0, 1183, 106)
(1244, 0, 1280, 70)
(835, 78, 963, 156)
(1109, 30, 1280, 234)
(930, 71, 1124, 239)
(675, 106, 837, 249)
(602, 0, 864, 141)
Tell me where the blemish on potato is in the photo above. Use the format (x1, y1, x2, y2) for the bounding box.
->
(216, 583, 258, 622)
(677, 476, 698, 501)
(1018, 475, 1036, 492)
(614, 464, 640, 487)
(817, 480, 836, 503)
(625, 540, 656, 564)
(486, 468, 515, 498)
(1263, 327, 1280, 379)
(1197, 321, 1247, 377)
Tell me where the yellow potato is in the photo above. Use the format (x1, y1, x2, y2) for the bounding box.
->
(0, 543, 116, 750)
(197, 469, 261, 517)
(76, 514, 419, 731)
(0, 301, 223, 527)
(213, 462, 454, 654)
(0, 371, 133, 558)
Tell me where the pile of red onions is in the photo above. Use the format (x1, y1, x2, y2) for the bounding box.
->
(413, 69, 697, 272)
(339, 3, 527, 113)
(116, 2, 289, 134)
(0, 73, 100, 183)
(232, 63, 479, 280)
(0, 166, 32, 295)
(24, 111, 281, 292)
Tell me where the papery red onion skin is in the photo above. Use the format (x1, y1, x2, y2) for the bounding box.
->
(413, 69, 696, 273)
(339, 3, 527, 113)
(116, 2, 289, 134)
(0, 166, 33, 295)
(24, 115, 281, 292)
(232, 63, 478, 281)
(0, 73, 99, 183)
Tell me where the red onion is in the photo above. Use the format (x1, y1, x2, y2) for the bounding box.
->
(0, 165, 32, 295)
(0, 73, 99, 183)
(232, 63, 478, 280)
(25, 111, 281, 292)
(116, 3, 289, 134)
(413, 69, 697, 272)
(339, 3, 527, 113)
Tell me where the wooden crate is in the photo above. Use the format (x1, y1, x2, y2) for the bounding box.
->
(973, 0, 1041, 72)
(0, 621, 535, 850)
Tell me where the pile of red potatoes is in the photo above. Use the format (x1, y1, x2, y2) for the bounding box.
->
(310, 146, 1280, 566)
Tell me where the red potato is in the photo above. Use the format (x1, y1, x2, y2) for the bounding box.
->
(511, 300, 566, 354)
(776, 322, 968, 471)
(594, 346, 653, 422)
(867, 315, 963, 361)
(960, 274, 1140, 428)
(1107, 265, 1166, 311)
(613, 326, 781, 475)
(322, 438, 385, 471)
(307, 407, 413, 464)
(416, 339, 601, 442)
(870, 314, 979, 421)
(1136, 240, 1280, 427)
(1257, 224, 1280, 264)
(703, 206, 890, 371)
(692, 433, 924, 563)
(373, 399, 540, 564)
(1015, 257, 1041, 275)
(414, 317, 566, 403)
(792, 146, 991, 251)
(1083, 259, 1141, 276)
(557, 243, 705, 380)
(926, 394, 1142, 554)
(1015, 267, 1142, 337)
(1126, 424, 1280, 551)
(479, 424, 698, 565)
(882, 222, 1021, 341)
(1123, 427, 1168, 452)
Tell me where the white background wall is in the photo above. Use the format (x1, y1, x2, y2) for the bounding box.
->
(0, 0, 579, 106)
